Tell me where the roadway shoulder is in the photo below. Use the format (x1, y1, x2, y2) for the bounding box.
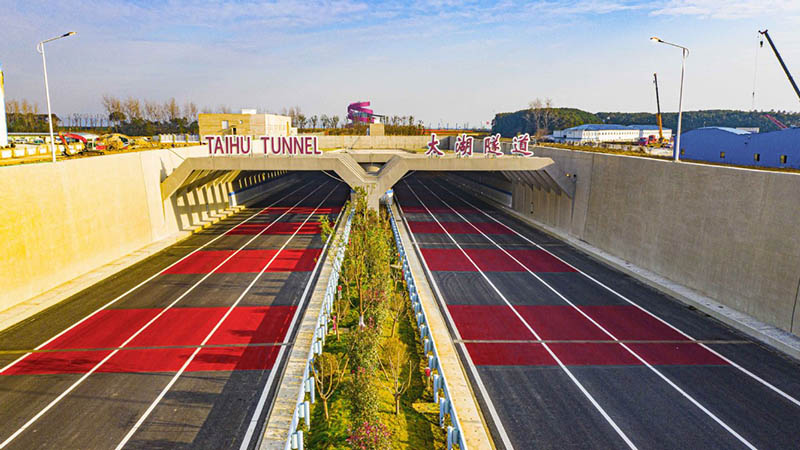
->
(392, 202, 495, 450)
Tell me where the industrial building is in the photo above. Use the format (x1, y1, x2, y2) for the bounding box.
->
(680, 127, 800, 169)
(553, 124, 672, 144)
(198, 110, 294, 138)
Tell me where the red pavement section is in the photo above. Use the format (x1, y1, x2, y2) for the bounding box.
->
(217, 250, 280, 273)
(164, 250, 234, 275)
(628, 343, 727, 366)
(449, 305, 724, 366)
(420, 248, 575, 272)
(208, 306, 296, 345)
(507, 250, 576, 272)
(191, 345, 281, 371)
(167, 248, 321, 274)
(259, 206, 341, 215)
(579, 305, 690, 341)
(420, 248, 475, 272)
(448, 305, 531, 340)
(128, 308, 228, 347)
(401, 206, 479, 214)
(262, 222, 322, 235)
(467, 343, 554, 366)
(517, 306, 609, 341)
(3, 351, 111, 375)
(548, 343, 640, 366)
(268, 248, 321, 272)
(227, 223, 270, 235)
(43, 309, 161, 350)
(104, 347, 195, 373)
(466, 249, 526, 271)
(408, 221, 513, 235)
(3, 306, 296, 375)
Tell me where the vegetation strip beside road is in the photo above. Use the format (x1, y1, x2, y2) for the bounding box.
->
(303, 189, 447, 449)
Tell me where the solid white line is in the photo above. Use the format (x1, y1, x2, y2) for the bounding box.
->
(396, 197, 515, 450)
(115, 185, 342, 450)
(402, 180, 638, 450)
(0, 181, 330, 450)
(434, 176, 800, 409)
(116, 188, 336, 450)
(239, 198, 347, 450)
(0, 180, 302, 375)
(418, 178, 757, 449)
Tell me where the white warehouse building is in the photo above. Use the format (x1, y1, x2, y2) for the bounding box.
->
(553, 124, 672, 144)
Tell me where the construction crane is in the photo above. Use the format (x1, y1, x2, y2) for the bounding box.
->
(763, 113, 788, 130)
(758, 29, 800, 103)
(653, 73, 665, 143)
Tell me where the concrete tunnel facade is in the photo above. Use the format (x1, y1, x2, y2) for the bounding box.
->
(160, 149, 575, 210)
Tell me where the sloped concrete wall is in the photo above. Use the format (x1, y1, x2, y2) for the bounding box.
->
(0, 147, 272, 314)
(508, 146, 800, 336)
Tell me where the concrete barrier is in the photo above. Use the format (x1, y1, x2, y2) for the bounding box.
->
(503, 146, 800, 337)
(0, 146, 278, 316)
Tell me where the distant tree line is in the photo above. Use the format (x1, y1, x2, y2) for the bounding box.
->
(493, 100, 800, 137)
(492, 98, 601, 137)
(5, 96, 426, 136)
(4, 99, 59, 132)
(599, 110, 800, 134)
(100, 95, 199, 135)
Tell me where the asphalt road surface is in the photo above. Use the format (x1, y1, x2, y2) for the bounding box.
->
(0, 174, 348, 449)
(394, 173, 800, 450)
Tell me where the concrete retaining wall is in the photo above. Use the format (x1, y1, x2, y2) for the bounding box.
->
(0, 146, 278, 314)
(505, 146, 800, 336)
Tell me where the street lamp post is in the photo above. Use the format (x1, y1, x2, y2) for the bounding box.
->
(651, 36, 688, 162)
(36, 31, 76, 163)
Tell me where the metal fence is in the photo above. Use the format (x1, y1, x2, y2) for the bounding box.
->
(284, 208, 354, 450)
(387, 202, 467, 450)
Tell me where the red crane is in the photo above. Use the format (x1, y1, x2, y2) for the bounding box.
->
(763, 113, 788, 130)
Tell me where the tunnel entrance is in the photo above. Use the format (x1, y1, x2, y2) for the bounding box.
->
(161, 149, 573, 212)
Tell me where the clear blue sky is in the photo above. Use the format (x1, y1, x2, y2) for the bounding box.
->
(2, 0, 799, 126)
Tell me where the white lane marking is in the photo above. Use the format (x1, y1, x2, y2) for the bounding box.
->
(396, 197, 515, 450)
(239, 194, 347, 450)
(115, 185, 342, 450)
(434, 176, 800, 409)
(402, 181, 638, 450)
(0, 180, 303, 375)
(417, 179, 757, 449)
(0, 182, 330, 449)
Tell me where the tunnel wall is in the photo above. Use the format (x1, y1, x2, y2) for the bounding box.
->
(483, 146, 800, 336)
(0, 147, 280, 315)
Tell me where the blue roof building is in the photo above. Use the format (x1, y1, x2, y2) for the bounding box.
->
(680, 127, 800, 169)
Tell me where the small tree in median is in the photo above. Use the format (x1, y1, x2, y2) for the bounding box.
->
(379, 337, 413, 415)
(386, 290, 406, 338)
(311, 352, 349, 421)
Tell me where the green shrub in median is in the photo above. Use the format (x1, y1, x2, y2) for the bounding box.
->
(311, 189, 446, 449)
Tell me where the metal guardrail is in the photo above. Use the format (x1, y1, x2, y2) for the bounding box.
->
(284, 208, 354, 450)
(387, 201, 467, 450)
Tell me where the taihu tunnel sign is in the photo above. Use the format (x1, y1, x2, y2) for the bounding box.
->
(206, 135, 322, 156)
(206, 133, 535, 158)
